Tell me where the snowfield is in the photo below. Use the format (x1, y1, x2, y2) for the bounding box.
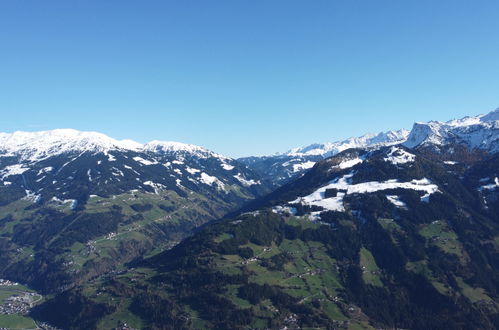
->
(332, 157, 364, 170)
(200, 172, 225, 190)
(186, 167, 201, 174)
(291, 172, 439, 212)
(291, 161, 315, 172)
(1, 164, 30, 179)
(221, 163, 235, 171)
(386, 195, 407, 208)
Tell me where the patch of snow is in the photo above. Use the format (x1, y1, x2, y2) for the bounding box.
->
(1, 164, 29, 179)
(200, 172, 225, 190)
(384, 147, 415, 165)
(221, 163, 235, 171)
(124, 164, 140, 176)
(144, 181, 166, 193)
(108, 154, 116, 162)
(292, 161, 315, 172)
(272, 205, 297, 216)
(333, 157, 364, 170)
(479, 177, 499, 191)
(186, 167, 201, 174)
(302, 192, 346, 212)
(133, 156, 158, 166)
(234, 173, 259, 186)
(20, 189, 40, 203)
(37, 166, 53, 175)
(386, 195, 407, 208)
(172, 160, 184, 165)
(174, 168, 182, 175)
(111, 168, 124, 177)
(443, 161, 458, 165)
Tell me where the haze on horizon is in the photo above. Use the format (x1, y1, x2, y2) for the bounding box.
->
(1, 0, 498, 157)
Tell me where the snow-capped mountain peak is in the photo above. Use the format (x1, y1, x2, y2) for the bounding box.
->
(0, 129, 144, 162)
(480, 107, 499, 122)
(0, 129, 224, 163)
(143, 140, 225, 160)
(0, 129, 270, 209)
(403, 108, 499, 150)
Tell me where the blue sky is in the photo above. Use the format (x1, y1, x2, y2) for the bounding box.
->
(1, 1, 498, 157)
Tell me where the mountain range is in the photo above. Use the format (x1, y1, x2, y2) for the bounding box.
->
(240, 108, 499, 186)
(0, 129, 270, 293)
(1, 108, 499, 329)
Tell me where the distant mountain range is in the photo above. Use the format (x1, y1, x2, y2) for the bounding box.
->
(239, 129, 409, 186)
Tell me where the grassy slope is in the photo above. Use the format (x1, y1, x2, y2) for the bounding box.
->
(0, 187, 237, 290)
(54, 214, 374, 329)
(0, 314, 37, 329)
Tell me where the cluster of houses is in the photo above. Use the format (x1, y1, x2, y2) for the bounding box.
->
(0, 292, 37, 315)
(240, 247, 273, 265)
(0, 279, 18, 286)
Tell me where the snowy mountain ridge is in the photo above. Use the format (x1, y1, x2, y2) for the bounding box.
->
(0, 129, 223, 163)
(239, 107, 499, 186)
(285, 129, 410, 158)
(404, 108, 499, 150)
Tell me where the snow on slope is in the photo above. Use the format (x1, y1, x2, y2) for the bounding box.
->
(384, 147, 416, 165)
(291, 173, 439, 212)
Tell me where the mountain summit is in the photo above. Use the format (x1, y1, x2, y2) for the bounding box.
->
(0, 129, 222, 162)
(404, 108, 499, 151)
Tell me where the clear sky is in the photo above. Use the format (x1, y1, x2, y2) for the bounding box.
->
(1, 1, 498, 157)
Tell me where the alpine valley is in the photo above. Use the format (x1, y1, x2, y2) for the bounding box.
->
(1, 109, 499, 329)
